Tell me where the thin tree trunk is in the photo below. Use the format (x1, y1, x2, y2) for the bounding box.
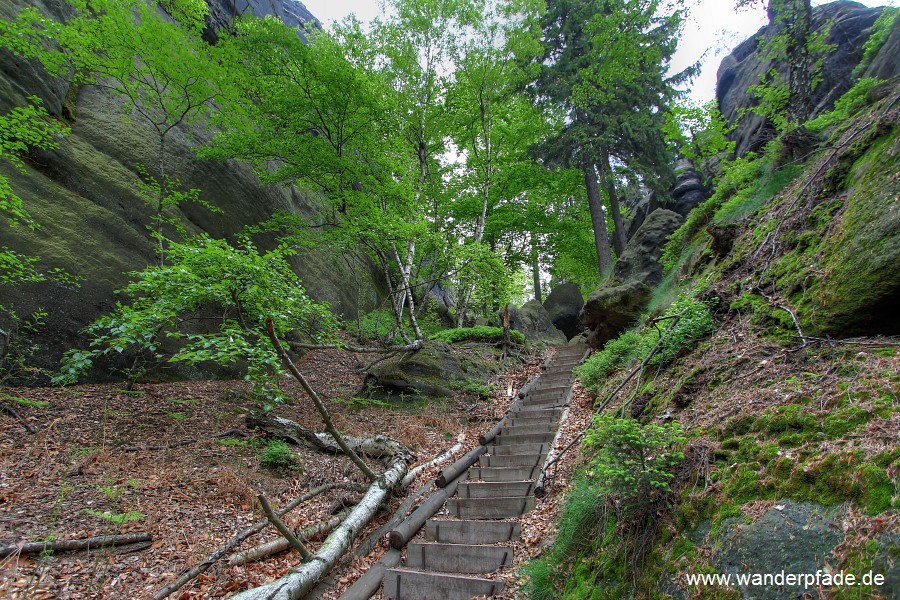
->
(531, 234, 542, 303)
(600, 151, 627, 256)
(151, 484, 361, 600)
(582, 157, 614, 278)
(227, 512, 349, 567)
(265, 320, 378, 482)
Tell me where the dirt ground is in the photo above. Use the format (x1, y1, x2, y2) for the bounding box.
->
(0, 345, 554, 599)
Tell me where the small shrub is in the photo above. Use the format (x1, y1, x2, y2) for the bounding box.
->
(584, 415, 686, 508)
(450, 378, 493, 398)
(576, 331, 647, 389)
(649, 294, 715, 366)
(430, 326, 524, 345)
(83, 509, 144, 524)
(259, 439, 301, 473)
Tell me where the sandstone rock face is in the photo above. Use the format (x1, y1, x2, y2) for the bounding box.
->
(669, 161, 709, 218)
(507, 300, 567, 346)
(0, 0, 379, 375)
(613, 209, 683, 287)
(542, 283, 585, 341)
(717, 1, 882, 157)
(581, 209, 683, 348)
(862, 9, 900, 81)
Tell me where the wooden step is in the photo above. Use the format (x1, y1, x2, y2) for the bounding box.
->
(383, 568, 505, 600)
(509, 408, 562, 420)
(479, 453, 546, 468)
(468, 465, 540, 481)
(506, 416, 560, 427)
(446, 495, 536, 519)
(519, 399, 568, 410)
(457, 481, 536, 498)
(405, 542, 513, 574)
(489, 442, 549, 455)
(499, 423, 555, 436)
(493, 432, 555, 445)
(425, 519, 521, 544)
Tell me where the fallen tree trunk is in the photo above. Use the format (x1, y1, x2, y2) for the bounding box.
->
(0, 532, 150, 558)
(228, 511, 350, 567)
(230, 456, 409, 600)
(246, 411, 414, 464)
(435, 445, 486, 488)
(152, 482, 364, 600)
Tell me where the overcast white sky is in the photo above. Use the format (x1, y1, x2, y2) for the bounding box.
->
(301, 0, 894, 102)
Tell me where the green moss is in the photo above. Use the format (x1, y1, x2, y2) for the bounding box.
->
(729, 292, 795, 342)
(857, 464, 896, 514)
(430, 325, 524, 345)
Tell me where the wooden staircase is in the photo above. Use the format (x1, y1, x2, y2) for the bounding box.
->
(374, 346, 584, 600)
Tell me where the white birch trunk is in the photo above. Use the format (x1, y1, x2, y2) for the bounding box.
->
(228, 457, 408, 600)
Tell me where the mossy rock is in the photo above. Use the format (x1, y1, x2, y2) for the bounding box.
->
(0, 16, 380, 376)
(779, 120, 900, 336)
(364, 342, 495, 403)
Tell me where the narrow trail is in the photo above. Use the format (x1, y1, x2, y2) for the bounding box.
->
(341, 345, 585, 600)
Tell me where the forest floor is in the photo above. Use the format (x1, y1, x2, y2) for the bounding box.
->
(0, 342, 576, 599)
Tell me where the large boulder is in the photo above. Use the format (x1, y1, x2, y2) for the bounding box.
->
(581, 209, 683, 347)
(507, 300, 567, 346)
(0, 0, 381, 375)
(581, 280, 654, 348)
(365, 342, 496, 403)
(717, 1, 882, 157)
(613, 209, 684, 286)
(543, 283, 585, 340)
(669, 160, 709, 218)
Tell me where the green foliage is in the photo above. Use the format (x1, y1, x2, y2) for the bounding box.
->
(649, 293, 715, 366)
(162, 0, 209, 34)
(0, 393, 47, 408)
(0, 97, 69, 229)
(738, 0, 833, 128)
(259, 439, 301, 473)
(854, 7, 899, 78)
(805, 78, 883, 133)
(56, 237, 335, 402)
(430, 326, 524, 345)
(584, 415, 686, 503)
(663, 99, 735, 166)
(520, 477, 609, 600)
(83, 509, 144, 524)
(661, 143, 802, 274)
(449, 378, 494, 398)
(576, 331, 647, 385)
(661, 151, 765, 272)
(576, 290, 714, 391)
